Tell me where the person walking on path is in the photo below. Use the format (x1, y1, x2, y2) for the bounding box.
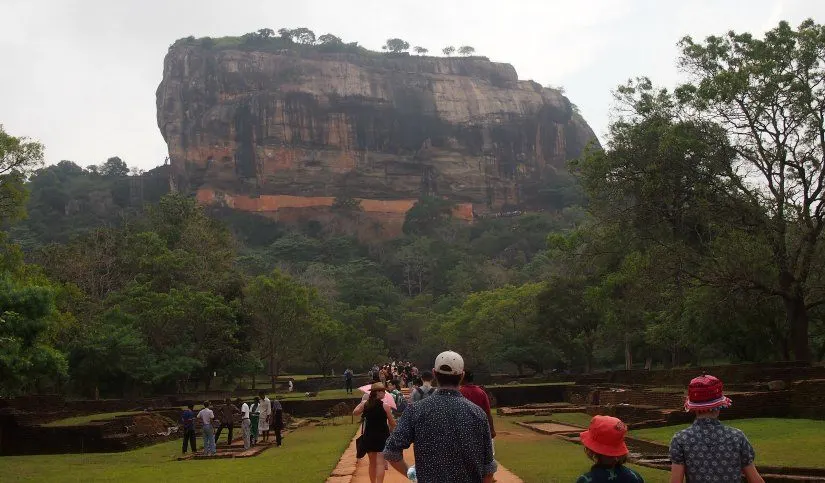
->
(258, 391, 272, 443)
(240, 399, 252, 449)
(249, 396, 261, 445)
(460, 371, 496, 439)
(353, 382, 397, 483)
(180, 403, 197, 454)
(272, 396, 284, 447)
(214, 398, 239, 445)
(384, 351, 497, 483)
(387, 379, 405, 417)
(670, 375, 764, 483)
(410, 371, 435, 403)
(197, 401, 216, 456)
(576, 415, 644, 483)
(345, 368, 354, 394)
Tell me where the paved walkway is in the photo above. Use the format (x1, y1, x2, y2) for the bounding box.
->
(327, 431, 523, 483)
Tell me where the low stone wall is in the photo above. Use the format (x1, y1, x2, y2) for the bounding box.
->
(576, 362, 825, 386)
(485, 384, 568, 407)
(789, 379, 825, 419)
(293, 376, 371, 393)
(280, 397, 361, 417)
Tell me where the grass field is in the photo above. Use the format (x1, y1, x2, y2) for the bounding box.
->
(492, 415, 670, 482)
(4, 421, 357, 482)
(274, 388, 362, 401)
(633, 418, 825, 468)
(44, 411, 144, 427)
(545, 412, 592, 428)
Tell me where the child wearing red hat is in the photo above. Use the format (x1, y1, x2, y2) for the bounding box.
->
(669, 375, 764, 483)
(576, 415, 644, 483)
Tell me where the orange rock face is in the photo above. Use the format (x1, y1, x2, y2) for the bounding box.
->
(157, 41, 599, 238)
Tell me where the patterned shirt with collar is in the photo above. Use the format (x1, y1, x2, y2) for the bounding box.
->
(669, 417, 756, 482)
(383, 388, 497, 483)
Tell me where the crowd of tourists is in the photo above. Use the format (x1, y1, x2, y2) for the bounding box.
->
(353, 350, 766, 483)
(179, 390, 284, 456)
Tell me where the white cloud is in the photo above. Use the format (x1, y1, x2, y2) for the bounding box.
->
(1, 0, 823, 169)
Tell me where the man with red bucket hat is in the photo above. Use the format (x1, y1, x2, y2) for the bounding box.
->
(576, 415, 644, 482)
(669, 375, 765, 483)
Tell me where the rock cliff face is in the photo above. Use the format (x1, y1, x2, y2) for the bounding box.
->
(156, 42, 598, 237)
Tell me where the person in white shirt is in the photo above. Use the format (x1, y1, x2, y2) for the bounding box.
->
(240, 400, 252, 449)
(258, 391, 272, 443)
(196, 401, 216, 456)
(288, 380, 294, 392)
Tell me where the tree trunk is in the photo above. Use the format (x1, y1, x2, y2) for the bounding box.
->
(251, 373, 256, 390)
(785, 295, 811, 362)
(269, 353, 276, 390)
(624, 332, 633, 370)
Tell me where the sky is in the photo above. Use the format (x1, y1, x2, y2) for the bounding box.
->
(1, 0, 823, 170)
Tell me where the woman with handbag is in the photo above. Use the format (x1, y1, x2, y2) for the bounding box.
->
(353, 382, 397, 483)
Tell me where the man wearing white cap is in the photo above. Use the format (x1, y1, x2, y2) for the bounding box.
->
(383, 350, 497, 483)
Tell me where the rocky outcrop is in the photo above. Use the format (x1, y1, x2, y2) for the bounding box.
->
(156, 41, 599, 237)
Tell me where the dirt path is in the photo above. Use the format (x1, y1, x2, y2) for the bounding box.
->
(327, 432, 523, 482)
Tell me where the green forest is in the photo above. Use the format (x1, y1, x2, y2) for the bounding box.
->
(2, 20, 824, 398)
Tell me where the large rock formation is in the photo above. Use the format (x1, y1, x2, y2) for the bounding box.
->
(156, 40, 598, 237)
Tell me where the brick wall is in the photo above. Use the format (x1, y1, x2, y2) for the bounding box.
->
(790, 379, 825, 419)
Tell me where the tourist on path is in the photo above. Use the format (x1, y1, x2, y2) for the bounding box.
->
(353, 382, 397, 483)
(387, 379, 405, 417)
(576, 415, 644, 483)
(345, 368, 354, 394)
(384, 351, 497, 483)
(197, 401, 216, 456)
(669, 375, 764, 483)
(214, 397, 239, 445)
(258, 391, 272, 443)
(240, 399, 252, 449)
(410, 371, 435, 403)
(249, 396, 261, 445)
(460, 370, 496, 439)
(272, 396, 284, 447)
(180, 403, 197, 454)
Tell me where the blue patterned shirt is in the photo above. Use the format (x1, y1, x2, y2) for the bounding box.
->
(576, 465, 644, 483)
(669, 418, 756, 482)
(383, 388, 497, 482)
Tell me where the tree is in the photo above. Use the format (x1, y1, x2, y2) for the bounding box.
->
(0, 125, 44, 224)
(305, 310, 347, 376)
(413, 46, 428, 55)
(402, 196, 455, 236)
(291, 27, 316, 45)
(99, 157, 129, 177)
(278, 28, 293, 41)
(442, 46, 455, 56)
(243, 270, 311, 389)
(257, 28, 274, 39)
(319, 34, 342, 45)
(383, 38, 410, 53)
(458, 45, 476, 56)
(668, 20, 825, 361)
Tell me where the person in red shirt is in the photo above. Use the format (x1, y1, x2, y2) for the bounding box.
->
(460, 371, 496, 438)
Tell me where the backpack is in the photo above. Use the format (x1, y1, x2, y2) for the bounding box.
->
(415, 386, 434, 400)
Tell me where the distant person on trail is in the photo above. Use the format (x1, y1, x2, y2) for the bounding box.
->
(249, 396, 261, 445)
(387, 379, 405, 417)
(240, 399, 252, 449)
(353, 382, 397, 483)
(460, 371, 496, 439)
(670, 375, 764, 483)
(272, 396, 284, 447)
(197, 401, 216, 456)
(384, 351, 496, 483)
(288, 379, 294, 392)
(258, 391, 272, 443)
(411, 371, 435, 403)
(180, 403, 197, 454)
(215, 397, 239, 445)
(576, 415, 644, 483)
(344, 368, 354, 394)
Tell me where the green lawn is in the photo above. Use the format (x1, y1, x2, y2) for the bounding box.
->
(4, 421, 357, 482)
(487, 381, 576, 389)
(44, 411, 144, 427)
(493, 415, 669, 482)
(274, 388, 362, 401)
(632, 418, 825, 468)
(546, 412, 592, 428)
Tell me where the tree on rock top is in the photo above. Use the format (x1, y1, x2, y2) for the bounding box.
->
(414, 46, 428, 55)
(319, 33, 342, 45)
(442, 46, 455, 56)
(383, 38, 410, 53)
(458, 45, 476, 56)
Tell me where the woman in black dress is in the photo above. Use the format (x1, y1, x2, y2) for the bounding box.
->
(353, 382, 397, 483)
